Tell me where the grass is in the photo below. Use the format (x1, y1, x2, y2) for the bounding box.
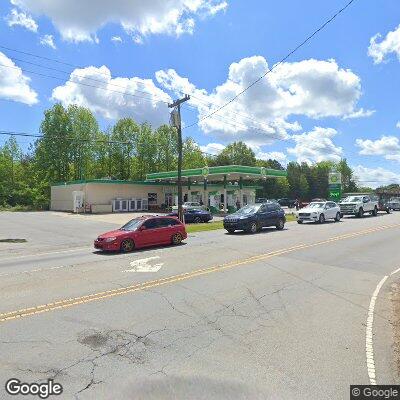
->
(186, 220, 224, 233)
(186, 213, 297, 233)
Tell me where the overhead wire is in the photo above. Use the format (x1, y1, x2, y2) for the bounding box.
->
(184, 0, 358, 129)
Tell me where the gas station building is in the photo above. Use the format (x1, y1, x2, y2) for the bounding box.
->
(50, 165, 287, 213)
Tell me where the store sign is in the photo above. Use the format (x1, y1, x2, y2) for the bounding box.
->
(202, 166, 209, 177)
(329, 172, 342, 184)
(260, 167, 267, 177)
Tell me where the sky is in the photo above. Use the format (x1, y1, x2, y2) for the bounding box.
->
(0, 0, 399, 188)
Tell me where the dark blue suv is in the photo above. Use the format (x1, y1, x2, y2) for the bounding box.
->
(223, 202, 286, 234)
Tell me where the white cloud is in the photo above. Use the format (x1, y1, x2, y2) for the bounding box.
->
(6, 7, 37, 32)
(40, 34, 56, 49)
(10, 0, 227, 43)
(356, 136, 400, 162)
(397, 121, 400, 129)
(111, 36, 123, 44)
(51, 65, 171, 125)
(287, 127, 343, 164)
(199, 142, 225, 155)
(368, 25, 400, 63)
(199, 141, 287, 164)
(255, 150, 287, 164)
(157, 57, 364, 145)
(0, 52, 38, 105)
(353, 165, 400, 188)
(343, 108, 375, 120)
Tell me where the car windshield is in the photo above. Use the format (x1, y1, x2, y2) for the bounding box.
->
(120, 219, 144, 231)
(342, 196, 363, 202)
(308, 202, 325, 208)
(236, 204, 261, 214)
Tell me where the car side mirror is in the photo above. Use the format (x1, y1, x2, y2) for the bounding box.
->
(139, 225, 146, 231)
(363, 199, 368, 203)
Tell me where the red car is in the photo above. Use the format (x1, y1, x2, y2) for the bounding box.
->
(94, 216, 187, 252)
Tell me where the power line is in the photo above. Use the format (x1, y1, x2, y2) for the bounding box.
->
(0, 59, 290, 143)
(0, 43, 301, 137)
(0, 62, 171, 106)
(7, 56, 172, 104)
(0, 130, 217, 157)
(184, 0, 358, 129)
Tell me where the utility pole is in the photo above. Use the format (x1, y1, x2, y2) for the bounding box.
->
(168, 94, 190, 222)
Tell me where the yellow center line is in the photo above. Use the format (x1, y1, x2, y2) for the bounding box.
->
(1, 223, 400, 324)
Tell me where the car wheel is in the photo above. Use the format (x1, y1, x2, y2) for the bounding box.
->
(276, 218, 285, 230)
(334, 212, 341, 222)
(357, 208, 364, 218)
(297, 220, 303, 224)
(247, 222, 258, 234)
(386, 209, 391, 214)
(194, 216, 202, 223)
(120, 239, 135, 253)
(226, 229, 235, 234)
(171, 233, 183, 245)
(319, 214, 325, 224)
(372, 206, 378, 216)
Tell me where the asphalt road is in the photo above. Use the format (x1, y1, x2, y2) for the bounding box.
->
(1, 211, 400, 399)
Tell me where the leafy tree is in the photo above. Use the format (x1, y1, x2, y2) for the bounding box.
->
(213, 141, 256, 166)
(110, 118, 139, 179)
(183, 138, 206, 169)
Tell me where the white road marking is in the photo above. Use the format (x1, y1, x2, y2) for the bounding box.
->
(366, 266, 400, 385)
(0, 247, 92, 262)
(123, 256, 163, 273)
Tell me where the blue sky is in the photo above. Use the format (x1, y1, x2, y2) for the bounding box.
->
(0, 0, 399, 187)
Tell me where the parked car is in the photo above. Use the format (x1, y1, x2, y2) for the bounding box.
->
(388, 198, 400, 211)
(297, 201, 341, 224)
(377, 199, 391, 214)
(299, 198, 326, 209)
(168, 209, 213, 223)
(278, 198, 296, 208)
(256, 198, 278, 204)
(171, 202, 205, 211)
(339, 195, 378, 218)
(94, 216, 187, 252)
(223, 203, 286, 234)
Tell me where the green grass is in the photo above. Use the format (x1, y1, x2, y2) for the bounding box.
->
(186, 220, 224, 233)
(186, 213, 297, 233)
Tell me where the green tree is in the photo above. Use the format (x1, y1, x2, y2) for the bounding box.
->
(110, 118, 140, 179)
(213, 141, 256, 166)
(183, 138, 206, 169)
(67, 105, 100, 180)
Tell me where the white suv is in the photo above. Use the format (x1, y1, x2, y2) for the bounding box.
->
(297, 201, 341, 224)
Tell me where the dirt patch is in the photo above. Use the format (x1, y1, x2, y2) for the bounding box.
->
(0, 238, 27, 243)
(391, 281, 400, 376)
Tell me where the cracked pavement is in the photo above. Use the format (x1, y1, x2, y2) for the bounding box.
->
(1, 211, 400, 398)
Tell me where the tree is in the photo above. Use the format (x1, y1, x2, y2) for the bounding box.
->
(337, 159, 357, 192)
(110, 118, 140, 179)
(67, 105, 100, 180)
(183, 138, 206, 169)
(213, 141, 256, 166)
(155, 125, 178, 171)
(35, 103, 71, 184)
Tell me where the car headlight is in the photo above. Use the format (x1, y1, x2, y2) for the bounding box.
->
(312, 212, 318, 215)
(104, 237, 117, 242)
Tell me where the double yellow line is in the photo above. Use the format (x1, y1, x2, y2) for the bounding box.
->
(1, 223, 399, 324)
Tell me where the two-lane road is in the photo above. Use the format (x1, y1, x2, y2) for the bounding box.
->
(0, 211, 399, 399)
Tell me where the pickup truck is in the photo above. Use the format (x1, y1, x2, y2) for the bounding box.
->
(339, 195, 378, 218)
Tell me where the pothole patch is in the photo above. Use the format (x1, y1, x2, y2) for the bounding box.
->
(0, 239, 27, 243)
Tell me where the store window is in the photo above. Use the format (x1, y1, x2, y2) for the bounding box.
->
(165, 193, 174, 207)
(148, 193, 157, 206)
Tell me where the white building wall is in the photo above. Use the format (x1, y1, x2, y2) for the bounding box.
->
(50, 183, 85, 211)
